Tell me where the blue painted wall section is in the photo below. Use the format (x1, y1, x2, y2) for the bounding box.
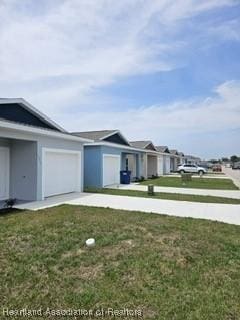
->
(84, 145, 144, 188)
(84, 145, 103, 188)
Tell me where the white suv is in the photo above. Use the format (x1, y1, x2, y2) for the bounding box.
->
(177, 164, 207, 175)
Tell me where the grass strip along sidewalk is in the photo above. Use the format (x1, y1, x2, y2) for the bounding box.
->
(139, 176, 239, 190)
(85, 188, 240, 204)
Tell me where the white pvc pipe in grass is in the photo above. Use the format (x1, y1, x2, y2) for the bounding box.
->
(86, 238, 95, 247)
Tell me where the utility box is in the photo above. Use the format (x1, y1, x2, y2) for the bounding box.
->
(181, 173, 192, 183)
(148, 184, 155, 195)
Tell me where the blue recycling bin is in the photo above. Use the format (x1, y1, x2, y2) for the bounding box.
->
(120, 170, 131, 184)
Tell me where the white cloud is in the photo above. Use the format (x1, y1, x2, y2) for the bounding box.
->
(208, 19, 240, 42)
(65, 80, 240, 130)
(0, 0, 236, 109)
(0, 0, 239, 157)
(63, 81, 240, 157)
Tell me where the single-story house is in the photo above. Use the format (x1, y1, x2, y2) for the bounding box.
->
(130, 141, 166, 178)
(184, 155, 201, 165)
(178, 152, 185, 165)
(0, 98, 91, 203)
(155, 146, 171, 174)
(72, 130, 145, 188)
(169, 149, 180, 172)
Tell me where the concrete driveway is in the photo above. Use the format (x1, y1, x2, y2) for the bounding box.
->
(15, 192, 240, 226)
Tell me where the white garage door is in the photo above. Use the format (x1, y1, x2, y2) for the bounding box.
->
(0, 147, 9, 200)
(103, 154, 120, 187)
(43, 149, 81, 198)
(164, 156, 171, 174)
(157, 156, 163, 175)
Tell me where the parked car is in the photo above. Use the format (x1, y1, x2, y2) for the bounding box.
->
(232, 162, 240, 170)
(212, 164, 222, 172)
(177, 164, 207, 175)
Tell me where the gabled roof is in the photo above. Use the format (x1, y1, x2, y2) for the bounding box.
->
(130, 141, 156, 151)
(0, 98, 66, 132)
(72, 129, 130, 146)
(170, 149, 179, 155)
(72, 130, 115, 141)
(155, 146, 170, 153)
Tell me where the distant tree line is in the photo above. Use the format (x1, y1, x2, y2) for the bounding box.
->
(221, 155, 240, 163)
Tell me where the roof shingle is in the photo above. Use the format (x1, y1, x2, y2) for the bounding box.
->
(155, 146, 170, 153)
(72, 130, 117, 141)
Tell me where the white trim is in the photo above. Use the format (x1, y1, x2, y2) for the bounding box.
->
(0, 98, 66, 132)
(84, 141, 166, 156)
(0, 120, 92, 143)
(0, 146, 10, 200)
(170, 154, 181, 159)
(84, 141, 145, 153)
(145, 150, 164, 156)
(102, 154, 121, 187)
(42, 148, 82, 200)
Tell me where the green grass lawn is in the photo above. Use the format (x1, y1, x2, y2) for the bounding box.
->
(1, 205, 240, 319)
(140, 176, 239, 190)
(85, 188, 240, 204)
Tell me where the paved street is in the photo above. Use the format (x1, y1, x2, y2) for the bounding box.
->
(222, 167, 240, 188)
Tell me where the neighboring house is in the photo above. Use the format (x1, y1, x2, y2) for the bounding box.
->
(184, 154, 201, 165)
(178, 152, 185, 166)
(0, 98, 91, 203)
(169, 149, 180, 172)
(155, 146, 171, 174)
(72, 130, 145, 188)
(130, 141, 165, 178)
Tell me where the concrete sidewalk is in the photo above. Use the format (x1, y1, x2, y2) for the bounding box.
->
(66, 194, 240, 226)
(114, 184, 240, 199)
(15, 192, 240, 225)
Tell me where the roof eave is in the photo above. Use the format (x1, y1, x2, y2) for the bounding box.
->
(0, 119, 93, 143)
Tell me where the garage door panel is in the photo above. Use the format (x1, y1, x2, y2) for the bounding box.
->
(103, 154, 120, 187)
(157, 156, 163, 175)
(165, 157, 170, 174)
(0, 147, 9, 200)
(43, 150, 81, 198)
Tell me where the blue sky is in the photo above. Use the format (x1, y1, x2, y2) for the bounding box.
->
(0, 0, 240, 159)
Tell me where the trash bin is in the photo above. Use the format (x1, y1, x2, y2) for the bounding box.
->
(120, 170, 131, 184)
